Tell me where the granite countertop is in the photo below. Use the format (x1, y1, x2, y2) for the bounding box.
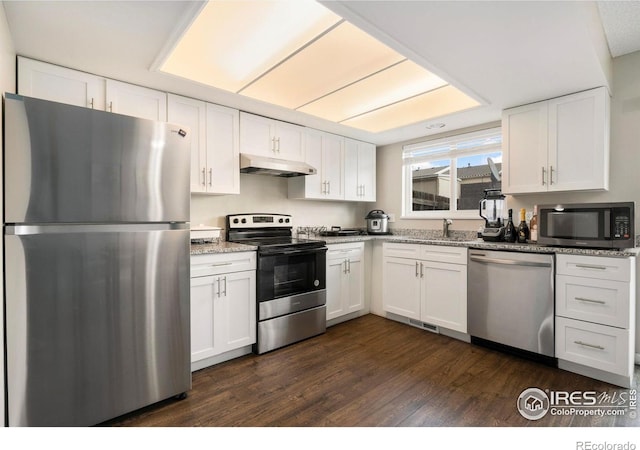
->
(190, 241, 257, 255)
(320, 234, 639, 257)
(191, 234, 639, 258)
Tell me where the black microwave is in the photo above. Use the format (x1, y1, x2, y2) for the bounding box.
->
(538, 202, 635, 249)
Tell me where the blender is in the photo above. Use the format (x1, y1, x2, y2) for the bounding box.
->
(479, 189, 506, 241)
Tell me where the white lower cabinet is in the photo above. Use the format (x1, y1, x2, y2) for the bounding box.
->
(555, 254, 635, 387)
(382, 242, 467, 333)
(326, 242, 364, 321)
(190, 252, 256, 370)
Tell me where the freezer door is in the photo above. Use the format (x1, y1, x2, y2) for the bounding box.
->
(5, 225, 191, 426)
(4, 93, 190, 223)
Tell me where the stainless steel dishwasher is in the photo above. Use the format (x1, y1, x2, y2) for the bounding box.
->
(467, 249, 555, 363)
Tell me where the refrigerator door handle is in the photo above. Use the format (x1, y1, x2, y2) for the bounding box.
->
(6, 223, 190, 235)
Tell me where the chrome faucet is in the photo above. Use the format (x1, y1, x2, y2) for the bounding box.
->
(443, 219, 453, 238)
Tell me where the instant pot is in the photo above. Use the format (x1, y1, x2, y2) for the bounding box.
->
(365, 209, 390, 235)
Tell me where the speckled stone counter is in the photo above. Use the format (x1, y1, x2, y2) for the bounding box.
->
(319, 234, 639, 257)
(190, 241, 257, 255)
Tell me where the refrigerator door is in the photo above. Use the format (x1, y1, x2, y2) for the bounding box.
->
(4, 93, 190, 223)
(5, 224, 191, 426)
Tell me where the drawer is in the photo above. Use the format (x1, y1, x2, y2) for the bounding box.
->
(556, 254, 632, 282)
(327, 242, 364, 260)
(383, 242, 421, 259)
(191, 251, 256, 277)
(420, 245, 467, 265)
(556, 275, 631, 328)
(556, 317, 632, 377)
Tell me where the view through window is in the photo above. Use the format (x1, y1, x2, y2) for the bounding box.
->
(403, 128, 502, 217)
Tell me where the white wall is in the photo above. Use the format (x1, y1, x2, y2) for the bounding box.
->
(0, 1, 17, 427)
(374, 50, 640, 361)
(191, 173, 371, 230)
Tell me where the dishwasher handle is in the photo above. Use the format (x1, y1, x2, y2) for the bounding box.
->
(469, 254, 552, 268)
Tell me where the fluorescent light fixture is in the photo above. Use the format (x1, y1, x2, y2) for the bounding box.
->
(159, 0, 480, 134)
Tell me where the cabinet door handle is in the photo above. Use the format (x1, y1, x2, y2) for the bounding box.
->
(549, 165, 554, 185)
(89, 98, 94, 109)
(347, 259, 351, 274)
(201, 168, 206, 186)
(362, 185, 365, 197)
(276, 137, 281, 152)
(208, 168, 213, 186)
(420, 262, 424, 278)
(575, 264, 607, 270)
(222, 276, 227, 296)
(575, 297, 606, 305)
(574, 340, 605, 351)
(271, 137, 276, 153)
(541, 167, 546, 186)
(327, 181, 331, 194)
(322, 181, 327, 194)
(343, 260, 347, 274)
(216, 277, 221, 298)
(415, 261, 419, 277)
(109, 101, 113, 112)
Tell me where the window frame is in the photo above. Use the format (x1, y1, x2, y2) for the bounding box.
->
(401, 127, 502, 220)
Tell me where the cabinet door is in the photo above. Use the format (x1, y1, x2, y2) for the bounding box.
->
(344, 138, 360, 200)
(346, 256, 364, 315)
(206, 103, 240, 194)
(382, 256, 421, 320)
(190, 275, 218, 362)
(421, 261, 467, 333)
(358, 141, 376, 201)
(300, 129, 324, 198)
(240, 112, 274, 157)
(105, 79, 167, 121)
(502, 102, 548, 194)
(218, 270, 256, 352)
(168, 94, 207, 193)
(18, 57, 105, 110)
(322, 132, 344, 200)
(326, 256, 347, 320)
(275, 121, 305, 162)
(548, 87, 609, 192)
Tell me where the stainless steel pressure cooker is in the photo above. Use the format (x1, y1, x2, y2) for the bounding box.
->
(365, 210, 390, 235)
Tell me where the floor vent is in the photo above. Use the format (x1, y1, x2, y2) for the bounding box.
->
(408, 319, 439, 334)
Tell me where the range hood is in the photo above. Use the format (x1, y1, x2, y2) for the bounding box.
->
(240, 153, 317, 177)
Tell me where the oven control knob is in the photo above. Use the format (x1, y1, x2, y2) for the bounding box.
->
(285, 218, 290, 223)
(241, 218, 247, 224)
(314, 280, 320, 287)
(279, 218, 284, 223)
(233, 218, 239, 224)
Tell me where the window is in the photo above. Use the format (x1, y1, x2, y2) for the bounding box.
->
(402, 127, 502, 219)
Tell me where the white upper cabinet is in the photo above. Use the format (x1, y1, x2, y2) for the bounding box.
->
(239, 112, 305, 162)
(18, 56, 105, 110)
(344, 138, 376, 201)
(18, 57, 167, 121)
(502, 87, 609, 194)
(168, 94, 239, 195)
(288, 128, 344, 200)
(105, 79, 167, 121)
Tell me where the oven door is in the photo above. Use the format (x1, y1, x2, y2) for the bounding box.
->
(257, 247, 327, 303)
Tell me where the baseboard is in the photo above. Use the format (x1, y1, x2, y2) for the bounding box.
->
(191, 346, 253, 372)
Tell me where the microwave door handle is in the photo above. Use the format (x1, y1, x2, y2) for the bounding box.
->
(603, 210, 611, 238)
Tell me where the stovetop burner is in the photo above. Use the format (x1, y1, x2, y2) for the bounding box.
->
(226, 213, 326, 252)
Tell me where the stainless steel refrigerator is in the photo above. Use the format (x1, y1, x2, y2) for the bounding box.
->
(3, 93, 191, 426)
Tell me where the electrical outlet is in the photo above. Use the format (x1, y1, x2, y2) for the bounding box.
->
(388, 213, 396, 223)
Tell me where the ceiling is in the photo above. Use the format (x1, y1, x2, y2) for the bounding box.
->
(2, 0, 640, 146)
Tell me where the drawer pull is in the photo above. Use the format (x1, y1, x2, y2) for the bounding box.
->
(575, 297, 606, 305)
(209, 262, 233, 267)
(574, 340, 605, 351)
(575, 264, 607, 270)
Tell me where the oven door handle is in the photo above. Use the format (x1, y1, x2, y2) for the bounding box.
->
(260, 247, 327, 256)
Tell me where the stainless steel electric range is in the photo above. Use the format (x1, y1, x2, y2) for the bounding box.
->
(226, 214, 327, 354)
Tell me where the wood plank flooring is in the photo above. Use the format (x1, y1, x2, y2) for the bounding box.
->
(105, 314, 639, 427)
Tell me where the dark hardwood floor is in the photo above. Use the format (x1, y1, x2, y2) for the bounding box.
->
(106, 314, 639, 427)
